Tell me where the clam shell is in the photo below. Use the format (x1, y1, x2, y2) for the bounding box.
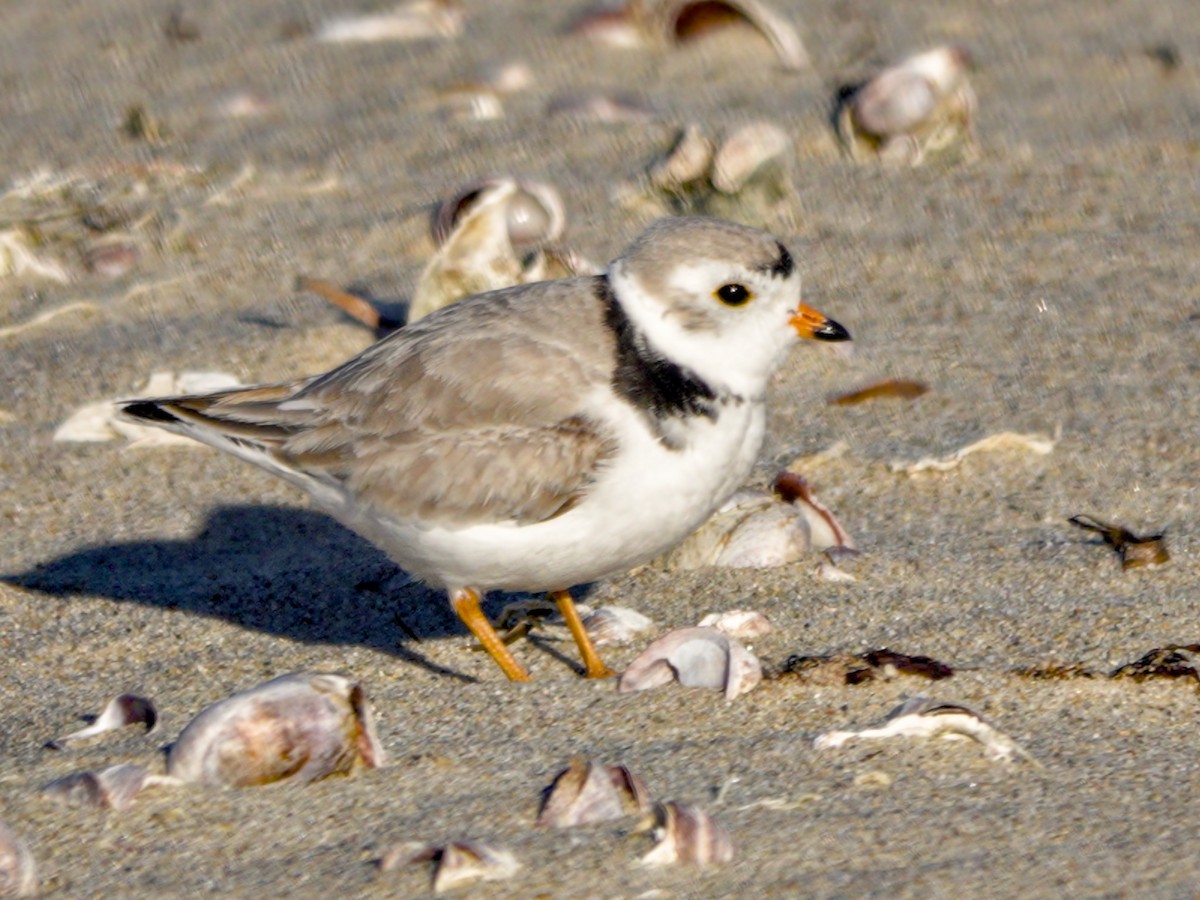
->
(48, 693, 157, 749)
(315, 0, 464, 43)
(42, 763, 151, 811)
(639, 800, 734, 866)
(381, 841, 520, 892)
(166, 672, 385, 787)
(648, 124, 715, 190)
(536, 757, 652, 827)
(710, 120, 789, 194)
(648, 0, 810, 71)
(581, 606, 655, 647)
(0, 819, 37, 897)
(696, 609, 772, 639)
(430, 178, 565, 249)
(618, 626, 762, 700)
(837, 46, 977, 164)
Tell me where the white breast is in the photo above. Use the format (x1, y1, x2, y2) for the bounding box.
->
(371, 393, 767, 592)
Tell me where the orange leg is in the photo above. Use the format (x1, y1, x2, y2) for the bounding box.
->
(551, 589, 616, 679)
(451, 588, 530, 682)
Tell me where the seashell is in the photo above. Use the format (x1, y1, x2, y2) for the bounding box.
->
(661, 473, 852, 570)
(546, 90, 658, 123)
(618, 626, 761, 700)
(212, 91, 273, 120)
(568, 5, 644, 49)
(55, 372, 243, 445)
(638, 800, 734, 866)
(696, 609, 772, 640)
(0, 819, 37, 897)
(536, 757, 652, 827)
(1068, 515, 1169, 569)
(42, 763, 154, 811)
(83, 241, 139, 279)
(710, 120, 789, 194)
(166, 672, 386, 787)
(814, 696, 1034, 763)
(649, 0, 809, 71)
(315, 0, 464, 43)
(48, 693, 157, 749)
(524, 247, 602, 281)
(889, 429, 1056, 474)
(648, 124, 715, 190)
(582, 606, 655, 647)
(836, 46, 978, 165)
(0, 227, 71, 283)
(431, 178, 566, 249)
(412, 182, 529, 323)
(380, 840, 520, 893)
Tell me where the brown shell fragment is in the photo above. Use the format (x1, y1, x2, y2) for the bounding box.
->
(166, 673, 386, 788)
(48, 693, 157, 749)
(42, 763, 152, 811)
(836, 46, 978, 165)
(1069, 515, 1169, 569)
(0, 819, 37, 897)
(638, 801, 734, 867)
(536, 757, 652, 828)
(380, 841, 520, 893)
(618, 627, 761, 700)
(829, 378, 929, 405)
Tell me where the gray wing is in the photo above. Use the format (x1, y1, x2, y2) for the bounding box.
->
(122, 279, 619, 527)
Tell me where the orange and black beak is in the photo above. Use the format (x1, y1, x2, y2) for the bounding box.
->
(790, 304, 851, 342)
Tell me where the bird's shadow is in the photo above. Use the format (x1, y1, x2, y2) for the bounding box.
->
(2, 504, 571, 682)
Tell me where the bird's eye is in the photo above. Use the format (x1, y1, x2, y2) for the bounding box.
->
(715, 283, 753, 307)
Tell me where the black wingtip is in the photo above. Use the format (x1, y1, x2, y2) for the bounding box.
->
(119, 400, 181, 424)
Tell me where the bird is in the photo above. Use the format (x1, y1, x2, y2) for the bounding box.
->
(119, 216, 850, 682)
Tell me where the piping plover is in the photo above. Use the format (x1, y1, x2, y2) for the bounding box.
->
(120, 216, 849, 681)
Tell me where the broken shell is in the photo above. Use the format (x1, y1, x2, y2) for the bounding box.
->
(48, 693, 157, 749)
(1068, 515, 1169, 569)
(647, 0, 809, 71)
(639, 800, 734, 867)
(431, 178, 565, 249)
(619, 626, 761, 700)
(568, 5, 644, 49)
(648, 124, 715, 191)
(0, 819, 36, 898)
(83, 241, 139, 279)
(380, 841, 520, 893)
(412, 181, 529, 323)
(814, 696, 1033, 763)
(696, 609, 772, 640)
(582, 606, 655, 647)
(536, 757, 652, 827)
(546, 90, 657, 123)
(662, 473, 852, 570)
(836, 45, 978, 165)
(166, 672, 385, 787)
(315, 0, 464, 43)
(710, 120, 789, 194)
(42, 763, 153, 811)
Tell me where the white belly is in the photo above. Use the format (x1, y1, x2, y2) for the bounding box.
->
(363, 399, 767, 592)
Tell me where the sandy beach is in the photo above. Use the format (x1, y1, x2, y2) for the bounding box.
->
(1, 0, 1199, 895)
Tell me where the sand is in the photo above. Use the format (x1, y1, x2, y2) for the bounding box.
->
(1, 0, 1199, 895)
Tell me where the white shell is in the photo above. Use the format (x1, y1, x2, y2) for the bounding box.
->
(380, 840, 520, 893)
(42, 763, 151, 811)
(536, 757, 651, 827)
(696, 609, 772, 639)
(49, 693, 157, 748)
(315, 0, 464, 43)
(618, 627, 761, 700)
(710, 120, 789, 194)
(0, 819, 37, 897)
(648, 124, 715, 190)
(582, 606, 655, 647)
(639, 800, 734, 866)
(838, 45, 977, 165)
(431, 178, 565, 249)
(166, 673, 386, 787)
(648, 0, 810, 71)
